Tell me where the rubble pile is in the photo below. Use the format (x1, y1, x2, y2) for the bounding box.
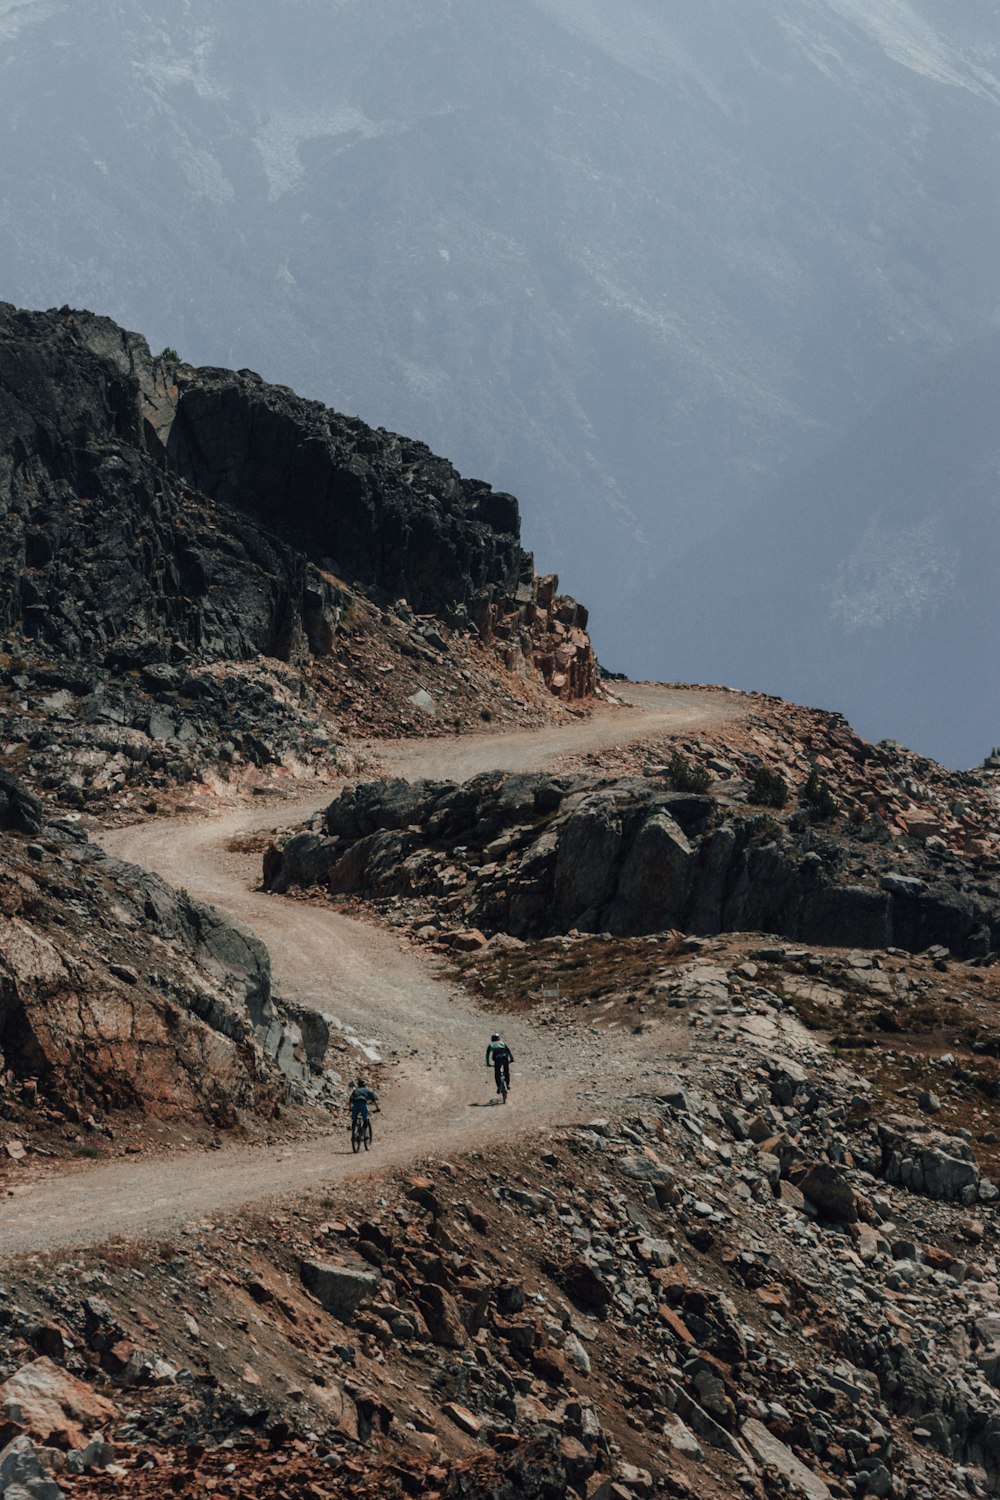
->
(563, 694, 1000, 868)
(6, 955, 1000, 1499)
(0, 580, 588, 822)
(0, 653, 344, 821)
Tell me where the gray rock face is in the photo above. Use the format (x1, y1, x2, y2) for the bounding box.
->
(0, 305, 545, 668)
(0, 307, 345, 669)
(0, 1436, 65, 1500)
(741, 1419, 831, 1500)
(878, 1118, 981, 1203)
(166, 369, 529, 618)
(0, 772, 43, 834)
(268, 769, 999, 957)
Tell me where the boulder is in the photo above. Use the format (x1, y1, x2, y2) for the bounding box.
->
(878, 1119, 980, 1202)
(741, 1418, 831, 1499)
(0, 1435, 66, 1500)
(798, 1164, 858, 1224)
(546, 1258, 613, 1315)
(0, 1358, 116, 1450)
(299, 1261, 381, 1322)
(414, 1283, 468, 1348)
(0, 772, 44, 835)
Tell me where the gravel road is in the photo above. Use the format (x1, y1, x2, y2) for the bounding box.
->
(1, 686, 737, 1257)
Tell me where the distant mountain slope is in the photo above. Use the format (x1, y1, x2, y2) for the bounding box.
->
(1, 1, 998, 758)
(620, 333, 1000, 767)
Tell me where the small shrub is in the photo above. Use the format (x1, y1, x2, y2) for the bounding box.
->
(802, 767, 838, 821)
(480, 707, 494, 722)
(666, 750, 711, 793)
(749, 764, 788, 808)
(159, 345, 180, 364)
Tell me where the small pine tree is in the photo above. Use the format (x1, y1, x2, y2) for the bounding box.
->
(802, 767, 838, 821)
(749, 764, 788, 808)
(666, 750, 711, 793)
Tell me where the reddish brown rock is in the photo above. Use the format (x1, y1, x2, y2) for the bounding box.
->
(0, 1357, 116, 1449)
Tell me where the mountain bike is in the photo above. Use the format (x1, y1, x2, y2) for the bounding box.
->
(351, 1113, 373, 1152)
(495, 1071, 508, 1105)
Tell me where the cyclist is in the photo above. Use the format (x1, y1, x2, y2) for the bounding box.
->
(485, 1034, 513, 1096)
(349, 1078, 379, 1132)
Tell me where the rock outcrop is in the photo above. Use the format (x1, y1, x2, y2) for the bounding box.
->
(265, 769, 1000, 958)
(0, 810, 325, 1133)
(0, 303, 595, 702)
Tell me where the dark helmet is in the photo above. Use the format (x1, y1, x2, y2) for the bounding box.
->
(491, 1033, 500, 1042)
(356, 1078, 366, 1089)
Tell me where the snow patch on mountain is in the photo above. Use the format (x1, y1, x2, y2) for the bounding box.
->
(829, 513, 959, 630)
(254, 105, 390, 199)
(0, 0, 60, 44)
(822, 0, 1000, 101)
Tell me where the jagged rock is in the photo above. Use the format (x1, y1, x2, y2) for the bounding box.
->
(0, 1358, 116, 1450)
(120, 1350, 177, 1388)
(414, 1284, 468, 1348)
(741, 1418, 831, 1499)
(0, 1435, 65, 1500)
(545, 1259, 612, 1316)
(0, 835, 300, 1122)
(273, 766, 1000, 955)
(441, 1402, 482, 1438)
(662, 1413, 704, 1462)
(878, 1118, 981, 1202)
(0, 772, 44, 835)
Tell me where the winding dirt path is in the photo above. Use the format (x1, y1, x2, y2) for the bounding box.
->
(1, 686, 738, 1257)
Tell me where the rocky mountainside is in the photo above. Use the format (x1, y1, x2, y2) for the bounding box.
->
(3, 304, 1000, 1499)
(6, 928, 1000, 1500)
(0, 304, 596, 818)
(0, 767, 331, 1156)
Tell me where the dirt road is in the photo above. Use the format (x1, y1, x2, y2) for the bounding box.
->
(1, 686, 737, 1257)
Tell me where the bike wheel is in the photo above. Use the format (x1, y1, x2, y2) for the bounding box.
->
(500, 1078, 508, 1104)
(351, 1119, 362, 1153)
(363, 1120, 373, 1151)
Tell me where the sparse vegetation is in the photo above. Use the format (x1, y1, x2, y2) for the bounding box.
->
(665, 749, 711, 793)
(802, 766, 839, 821)
(749, 764, 788, 807)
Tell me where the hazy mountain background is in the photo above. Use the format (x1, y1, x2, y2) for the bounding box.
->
(1, 0, 997, 766)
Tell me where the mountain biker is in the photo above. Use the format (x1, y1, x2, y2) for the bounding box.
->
(485, 1034, 513, 1095)
(349, 1078, 378, 1129)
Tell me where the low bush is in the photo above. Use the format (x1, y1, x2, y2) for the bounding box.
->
(802, 767, 838, 821)
(749, 764, 788, 808)
(666, 750, 711, 793)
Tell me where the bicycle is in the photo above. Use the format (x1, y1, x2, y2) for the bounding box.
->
(494, 1068, 509, 1105)
(351, 1112, 373, 1152)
